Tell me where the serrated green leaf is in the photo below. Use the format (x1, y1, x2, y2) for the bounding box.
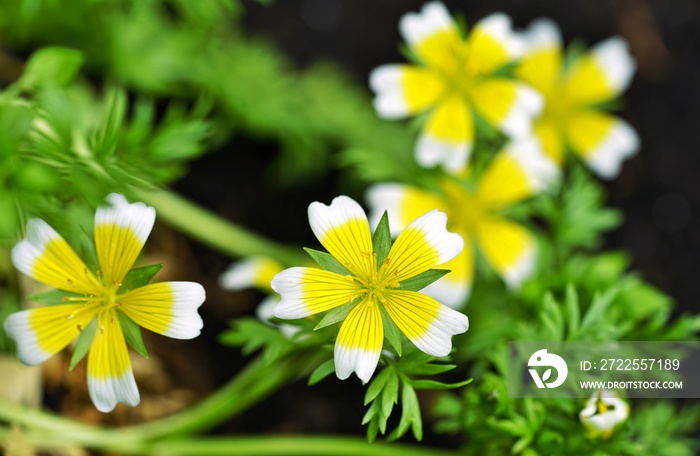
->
(69, 318, 97, 370)
(116, 310, 148, 358)
(308, 359, 335, 386)
(314, 299, 359, 330)
(379, 303, 402, 356)
(372, 211, 392, 268)
(119, 264, 164, 294)
(303, 248, 352, 276)
(365, 366, 392, 405)
(26, 290, 85, 305)
(412, 378, 473, 390)
(388, 383, 421, 441)
(396, 269, 450, 292)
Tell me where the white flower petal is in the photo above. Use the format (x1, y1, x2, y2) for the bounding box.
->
(3, 311, 52, 366)
(399, 1, 453, 47)
(499, 84, 544, 138)
(522, 18, 562, 52)
(584, 119, 640, 179)
(96, 193, 155, 245)
(369, 65, 409, 118)
(88, 371, 140, 413)
(508, 137, 559, 192)
(271, 267, 311, 319)
(404, 210, 464, 265)
(590, 37, 636, 95)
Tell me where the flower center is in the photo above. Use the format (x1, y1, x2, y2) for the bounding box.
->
(347, 252, 402, 306)
(62, 269, 124, 333)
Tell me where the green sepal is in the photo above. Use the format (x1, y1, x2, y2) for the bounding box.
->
(26, 290, 85, 305)
(69, 318, 98, 370)
(79, 226, 100, 274)
(314, 298, 361, 330)
(412, 378, 473, 390)
(395, 269, 451, 292)
(303, 248, 352, 276)
(371, 211, 392, 269)
(116, 310, 149, 359)
(379, 303, 402, 356)
(308, 358, 335, 386)
(119, 264, 164, 294)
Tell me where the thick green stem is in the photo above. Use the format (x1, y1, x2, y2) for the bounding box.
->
(134, 187, 306, 266)
(0, 351, 325, 451)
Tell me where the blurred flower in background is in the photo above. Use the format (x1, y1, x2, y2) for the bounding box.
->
(579, 390, 630, 438)
(516, 19, 639, 178)
(369, 2, 542, 172)
(367, 139, 556, 307)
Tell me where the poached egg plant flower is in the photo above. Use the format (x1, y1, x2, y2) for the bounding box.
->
(370, 2, 542, 172)
(367, 139, 556, 308)
(516, 19, 639, 178)
(579, 390, 630, 438)
(271, 196, 469, 383)
(4, 193, 205, 412)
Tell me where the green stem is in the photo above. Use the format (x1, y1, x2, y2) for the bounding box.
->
(0, 426, 454, 456)
(0, 351, 325, 451)
(134, 187, 306, 266)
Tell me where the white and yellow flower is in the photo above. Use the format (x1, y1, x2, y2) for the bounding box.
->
(516, 19, 639, 178)
(579, 390, 629, 438)
(3, 194, 205, 412)
(367, 139, 556, 307)
(370, 2, 542, 172)
(271, 196, 469, 382)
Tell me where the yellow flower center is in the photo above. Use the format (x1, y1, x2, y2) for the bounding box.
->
(61, 269, 124, 333)
(347, 252, 401, 306)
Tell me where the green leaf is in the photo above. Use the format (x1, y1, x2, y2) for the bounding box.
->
(303, 248, 352, 276)
(388, 383, 422, 441)
(116, 310, 149, 359)
(401, 362, 456, 376)
(396, 269, 450, 292)
(308, 359, 335, 386)
(314, 299, 359, 330)
(69, 318, 98, 370)
(119, 264, 164, 294)
(412, 378, 473, 390)
(372, 211, 392, 268)
(379, 304, 402, 356)
(380, 370, 399, 419)
(20, 47, 84, 88)
(26, 290, 85, 305)
(580, 288, 618, 330)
